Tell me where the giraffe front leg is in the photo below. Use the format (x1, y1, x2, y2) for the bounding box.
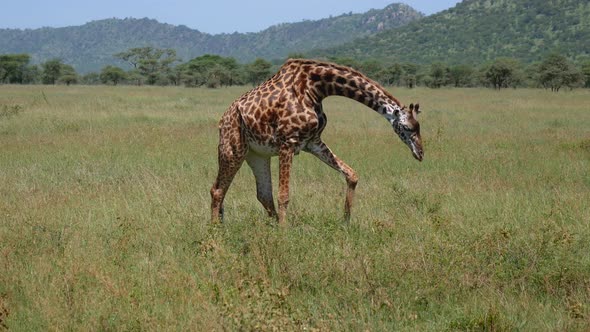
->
(305, 140, 358, 223)
(343, 169, 358, 222)
(277, 145, 295, 225)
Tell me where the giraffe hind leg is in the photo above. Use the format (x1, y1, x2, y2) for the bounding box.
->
(246, 153, 277, 219)
(210, 154, 244, 223)
(210, 111, 247, 223)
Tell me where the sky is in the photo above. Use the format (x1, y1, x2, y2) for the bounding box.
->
(0, 0, 462, 34)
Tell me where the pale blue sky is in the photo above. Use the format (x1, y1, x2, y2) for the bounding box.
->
(0, 0, 462, 33)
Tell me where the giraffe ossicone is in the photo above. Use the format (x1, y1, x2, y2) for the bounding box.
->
(210, 58, 423, 225)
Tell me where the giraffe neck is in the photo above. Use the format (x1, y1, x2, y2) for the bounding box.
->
(289, 59, 402, 113)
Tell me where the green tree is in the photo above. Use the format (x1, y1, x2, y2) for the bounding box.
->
(538, 54, 582, 91)
(380, 63, 404, 85)
(58, 64, 78, 85)
(328, 57, 361, 70)
(484, 58, 522, 89)
(41, 59, 64, 85)
(402, 63, 418, 88)
(206, 64, 232, 88)
(524, 62, 541, 88)
(0, 54, 31, 83)
(100, 65, 127, 85)
(429, 62, 449, 88)
(22, 64, 40, 84)
(359, 60, 383, 80)
(81, 72, 100, 85)
(183, 54, 241, 87)
(581, 59, 590, 88)
(167, 66, 184, 86)
(139, 48, 178, 85)
(246, 58, 272, 85)
(287, 53, 307, 59)
(115, 47, 147, 70)
(449, 64, 474, 87)
(127, 69, 143, 86)
(115, 47, 179, 85)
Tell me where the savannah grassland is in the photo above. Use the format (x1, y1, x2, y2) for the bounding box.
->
(0, 84, 589, 331)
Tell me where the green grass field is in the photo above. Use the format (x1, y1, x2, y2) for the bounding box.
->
(1, 85, 589, 330)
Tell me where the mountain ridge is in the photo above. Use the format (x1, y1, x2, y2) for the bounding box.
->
(0, 3, 423, 73)
(313, 0, 590, 64)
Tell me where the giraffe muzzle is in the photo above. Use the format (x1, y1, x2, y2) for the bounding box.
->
(411, 143, 423, 162)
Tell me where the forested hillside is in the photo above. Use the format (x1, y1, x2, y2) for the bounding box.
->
(0, 3, 421, 73)
(314, 0, 590, 64)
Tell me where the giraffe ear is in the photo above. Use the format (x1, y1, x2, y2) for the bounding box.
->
(411, 103, 421, 118)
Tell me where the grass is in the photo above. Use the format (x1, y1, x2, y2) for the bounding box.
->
(1, 84, 589, 330)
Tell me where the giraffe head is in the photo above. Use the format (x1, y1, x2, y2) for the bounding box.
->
(384, 103, 423, 161)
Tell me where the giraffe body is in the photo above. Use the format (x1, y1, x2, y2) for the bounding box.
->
(211, 59, 423, 224)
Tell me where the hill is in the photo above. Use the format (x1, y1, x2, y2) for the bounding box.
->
(313, 0, 590, 64)
(0, 3, 422, 73)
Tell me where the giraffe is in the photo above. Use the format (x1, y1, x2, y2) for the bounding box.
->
(210, 58, 423, 225)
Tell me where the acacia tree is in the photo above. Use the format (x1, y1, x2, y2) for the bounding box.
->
(484, 58, 522, 89)
(449, 64, 474, 87)
(41, 59, 64, 84)
(115, 47, 179, 85)
(0, 54, 31, 84)
(21, 65, 40, 84)
(359, 60, 383, 80)
(167, 66, 184, 86)
(538, 54, 582, 91)
(58, 64, 78, 85)
(100, 65, 127, 85)
(429, 62, 449, 88)
(328, 57, 361, 69)
(246, 58, 272, 85)
(182, 54, 241, 87)
(40, 59, 79, 85)
(81, 72, 100, 85)
(379, 63, 403, 86)
(402, 63, 418, 88)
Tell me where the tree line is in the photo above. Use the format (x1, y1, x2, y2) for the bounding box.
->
(1, 47, 589, 91)
(0, 48, 273, 88)
(329, 54, 589, 91)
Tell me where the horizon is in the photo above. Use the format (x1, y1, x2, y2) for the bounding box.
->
(0, 1, 461, 34)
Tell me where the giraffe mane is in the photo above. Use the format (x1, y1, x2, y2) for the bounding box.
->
(285, 58, 404, 107)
